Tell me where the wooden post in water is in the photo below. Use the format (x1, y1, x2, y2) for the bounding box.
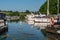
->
(47, 0, 49, 16)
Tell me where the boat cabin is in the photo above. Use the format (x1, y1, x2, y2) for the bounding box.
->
(0, 13, 6, 25)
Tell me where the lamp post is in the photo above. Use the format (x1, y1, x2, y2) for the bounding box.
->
(47, 0, 49, 16)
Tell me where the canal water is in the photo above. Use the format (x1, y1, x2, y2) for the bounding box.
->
(0, 21, 46, 40)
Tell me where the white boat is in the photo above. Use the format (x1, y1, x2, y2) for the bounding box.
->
(26, 14, 35, 21)
(26, 14, 57, 28)
(34, 17, 50, 23)
(34, 16, 51, 24)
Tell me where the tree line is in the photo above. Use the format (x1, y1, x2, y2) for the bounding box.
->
(39, 0, 60, 14)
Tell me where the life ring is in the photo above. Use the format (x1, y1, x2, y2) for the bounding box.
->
(50, 17, 55, 26)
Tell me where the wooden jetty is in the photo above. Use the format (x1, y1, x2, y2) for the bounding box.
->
(46, 24, 60, 35)
(46, 33, 60, 40)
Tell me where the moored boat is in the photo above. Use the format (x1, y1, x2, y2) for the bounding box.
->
(0, 12, 8, 33)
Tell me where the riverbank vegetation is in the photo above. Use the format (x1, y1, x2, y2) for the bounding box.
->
(0, 10, 32, 21)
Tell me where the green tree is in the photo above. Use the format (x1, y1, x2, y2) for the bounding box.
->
(8, 11, 20, 16)
(39, 0, 60, 14)
(25, 10, 30, 13)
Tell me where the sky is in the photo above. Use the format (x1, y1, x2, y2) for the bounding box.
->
(0, 0, 46, 12)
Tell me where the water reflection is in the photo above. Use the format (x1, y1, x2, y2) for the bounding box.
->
(27, 20, 60, 40)
(27, 20, 50, 30)
(0, 34, 7, 40)
(0, 21, 45, 40)
(0, 30, 8, 40)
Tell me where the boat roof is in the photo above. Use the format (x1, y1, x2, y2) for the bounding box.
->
(0, 12, 6, 15)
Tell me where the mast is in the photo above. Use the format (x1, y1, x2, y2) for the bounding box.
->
(47, 0, 49, 16)
(57, 0, 59, 14)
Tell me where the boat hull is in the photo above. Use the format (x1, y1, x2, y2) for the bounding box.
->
(0, 25, 8, 34)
